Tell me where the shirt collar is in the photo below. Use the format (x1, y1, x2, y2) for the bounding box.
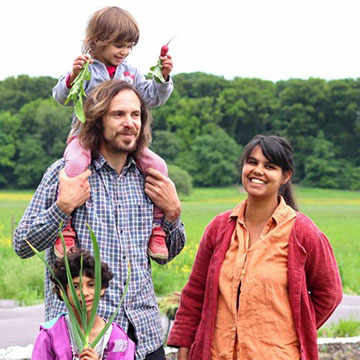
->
(91, 154, 137, 175)
(229, 196, 294, 226)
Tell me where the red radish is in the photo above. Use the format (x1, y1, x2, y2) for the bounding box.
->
(160, 45, 169, 57)
(160, 35, 177, 57)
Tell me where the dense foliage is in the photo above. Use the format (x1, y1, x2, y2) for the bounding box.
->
(1, 73, 360, 189)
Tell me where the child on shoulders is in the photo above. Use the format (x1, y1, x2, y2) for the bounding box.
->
(52, 6, 173, 261)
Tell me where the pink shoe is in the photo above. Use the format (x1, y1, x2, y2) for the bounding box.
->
(148, 226, 168, 260)
(54, 221, 77, 258)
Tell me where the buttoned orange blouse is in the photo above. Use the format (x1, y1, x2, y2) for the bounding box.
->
(211, 197, 300, 360)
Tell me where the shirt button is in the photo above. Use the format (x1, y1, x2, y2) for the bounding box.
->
(242, 269, 246, 275)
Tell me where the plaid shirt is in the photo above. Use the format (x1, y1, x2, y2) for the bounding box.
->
(13, 155, 185, 360)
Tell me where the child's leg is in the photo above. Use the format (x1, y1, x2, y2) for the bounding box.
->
(54, 136, 91, 258)
(137, 147, 169, 260)
(64, 136, 91, 177)
(137, 147, 168, 222)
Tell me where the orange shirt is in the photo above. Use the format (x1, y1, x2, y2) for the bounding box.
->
(211, 197, 300, 360)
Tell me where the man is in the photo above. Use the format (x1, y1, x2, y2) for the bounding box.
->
(13, 80, 185, 360)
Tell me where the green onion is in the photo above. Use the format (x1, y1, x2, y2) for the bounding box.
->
(26, 221, 131, 352)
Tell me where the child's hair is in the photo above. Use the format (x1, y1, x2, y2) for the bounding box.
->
(240, 134, 298, 211)
(51, 248, 114, 301)
(83, 6, 140, 57)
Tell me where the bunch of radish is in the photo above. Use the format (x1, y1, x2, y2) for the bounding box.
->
(146, 37, 174, 83)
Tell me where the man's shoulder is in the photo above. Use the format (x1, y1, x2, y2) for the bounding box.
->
(41, 159, 65, 184)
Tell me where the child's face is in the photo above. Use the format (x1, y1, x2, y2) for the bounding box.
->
(67, 274, 105, 313)
(97, 42, 133, 67)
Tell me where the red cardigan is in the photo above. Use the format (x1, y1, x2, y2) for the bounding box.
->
(167, 211, 343, 360)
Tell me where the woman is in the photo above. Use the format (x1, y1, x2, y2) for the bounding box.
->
(167, 135, 342, 360)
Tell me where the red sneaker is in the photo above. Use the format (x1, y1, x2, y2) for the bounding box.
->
(54, 221, 77, 258)
(148, 226, 168, 260)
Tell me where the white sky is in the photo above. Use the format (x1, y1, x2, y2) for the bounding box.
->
(1, 0, 360, 82)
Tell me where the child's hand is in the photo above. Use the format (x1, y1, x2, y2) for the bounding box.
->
(160, 54, 173, 81)
(69, 54, 93, 85)
(79, 347, 100, 359)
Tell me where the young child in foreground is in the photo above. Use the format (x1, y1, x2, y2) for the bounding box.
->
(52, 6, 174, 260)
(32, 248, 135, 359)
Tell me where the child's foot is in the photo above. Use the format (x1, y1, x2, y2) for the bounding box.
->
(54, 222, 77, 258)
(148, 226, 168, 260)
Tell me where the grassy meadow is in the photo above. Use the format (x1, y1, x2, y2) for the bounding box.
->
(1, 187, 360, 305)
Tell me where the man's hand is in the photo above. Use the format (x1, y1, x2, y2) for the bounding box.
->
(160, 54, 173, 81)
(57, 169, 91, 215)
(144, 168, 181, 222)
(69, 54, 94, 84)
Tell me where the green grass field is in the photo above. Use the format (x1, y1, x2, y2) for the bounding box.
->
(1, 187, 360, 304)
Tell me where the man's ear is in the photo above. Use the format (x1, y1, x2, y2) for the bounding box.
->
(282, 170, 292, 185)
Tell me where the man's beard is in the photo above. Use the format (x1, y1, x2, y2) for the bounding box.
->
(102, 131, 139, 154)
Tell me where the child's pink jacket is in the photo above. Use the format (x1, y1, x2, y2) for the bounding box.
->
(32, 313, 135, 359)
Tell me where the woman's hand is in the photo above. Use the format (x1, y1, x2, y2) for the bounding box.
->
(79, 347, 99, 359)
(177, 347, 190, 360)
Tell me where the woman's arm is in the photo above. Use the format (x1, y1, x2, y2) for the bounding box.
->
(305, 229, 343, 328)
(177, 347, 190, 360)
(167, 217, 218, 348)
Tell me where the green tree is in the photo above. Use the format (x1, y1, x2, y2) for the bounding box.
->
(13, 98, 71, 188)
(14, 137, 50, 188)
(0, 111, 20, 186)
(0, 75, 56, 113)
(274, 78, 329, 180)
(216, 78, 278, 145)
(173, 72, 229, 99)
(186, 127, 241, 187)
(302, 131, 339, 188)
(150, 130, 183, 163)
(168, 165, 193, 196)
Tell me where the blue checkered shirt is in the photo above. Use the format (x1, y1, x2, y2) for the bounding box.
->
(13, 155, 186, 360)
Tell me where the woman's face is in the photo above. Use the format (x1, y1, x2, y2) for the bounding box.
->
(242, 145, 291, 201)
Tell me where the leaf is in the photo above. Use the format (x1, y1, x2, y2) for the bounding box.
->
(60, 230, 87, 332)
(90, 260, 131, 348)
(64, 59, 91, 122)
(147, 60, 166, 84)
(26, 222, 130, 351)
(85, 224, 103, 343)
(75, 96, 86, 123)
(25, 238, 86, 351)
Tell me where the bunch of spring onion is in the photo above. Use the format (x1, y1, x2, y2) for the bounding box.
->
(26, 223, 130, 352)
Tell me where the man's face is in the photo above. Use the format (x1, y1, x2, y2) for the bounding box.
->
(101, 89, 142, 154)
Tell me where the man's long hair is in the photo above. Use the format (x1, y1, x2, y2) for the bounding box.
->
(79, 80, 152, 159)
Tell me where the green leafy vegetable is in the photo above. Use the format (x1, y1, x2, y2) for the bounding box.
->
(146, 60, 166, 84)
(64, 60, 91, 123)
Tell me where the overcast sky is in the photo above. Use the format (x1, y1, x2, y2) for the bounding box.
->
(1, 0, 360, 82)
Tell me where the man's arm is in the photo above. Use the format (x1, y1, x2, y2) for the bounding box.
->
(13, 163, 91, 259)
(144, 168, 185, 263)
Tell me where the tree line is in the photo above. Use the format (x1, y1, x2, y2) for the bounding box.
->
(0, 73, 360, 190)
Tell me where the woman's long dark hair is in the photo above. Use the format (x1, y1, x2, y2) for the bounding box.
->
(240, 135, 298, 211)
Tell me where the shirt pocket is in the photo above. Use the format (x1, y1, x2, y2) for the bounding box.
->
(128, 200, 153, 247)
